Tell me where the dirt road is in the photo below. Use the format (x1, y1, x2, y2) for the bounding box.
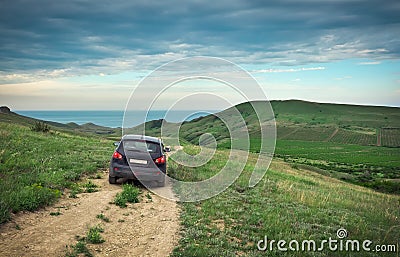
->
(0, 172, 180, 257)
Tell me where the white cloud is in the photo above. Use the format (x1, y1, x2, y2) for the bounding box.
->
(0, 79, 133, 110)
(253, 67, 325, 73)
(358, 48, 388, 55)
(358, 61, 381, 65)
(1, 70, 73, 84)
(0, 52, 186, 84)
(335, 76, 352, 81)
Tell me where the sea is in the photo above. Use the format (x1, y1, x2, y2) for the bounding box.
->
(14, 110, 218, 128)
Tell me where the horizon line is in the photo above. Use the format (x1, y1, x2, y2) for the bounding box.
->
(7, 99, 400, 111)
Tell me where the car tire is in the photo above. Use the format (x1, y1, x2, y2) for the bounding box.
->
(109, 176, 118, 184)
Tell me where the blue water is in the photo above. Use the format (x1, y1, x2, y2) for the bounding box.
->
(15, 110, 218, 128)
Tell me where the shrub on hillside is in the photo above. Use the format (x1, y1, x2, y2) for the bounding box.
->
(31, 121, 50, 133)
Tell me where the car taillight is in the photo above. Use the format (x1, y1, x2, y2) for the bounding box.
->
(112, 151, 123, 160)
(154, 155, 166, 164)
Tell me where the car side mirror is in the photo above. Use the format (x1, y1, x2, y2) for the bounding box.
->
(164, 146, 171, 152)
(113, 141, 120, 146)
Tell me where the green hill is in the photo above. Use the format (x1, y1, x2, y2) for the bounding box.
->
(0, 106, 119, 136)
(176, 100, 400, 147)
(94, 100, 400, 147)
(137, 100, 400, 194)
(272, 100, 400, 128)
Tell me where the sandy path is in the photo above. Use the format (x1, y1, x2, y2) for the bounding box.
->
(326, 127, 339, 141)
(0, 171, 180, 257)
(376, 128, 381, 146)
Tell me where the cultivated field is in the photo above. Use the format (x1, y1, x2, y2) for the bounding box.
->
(381, 128, 400, 147)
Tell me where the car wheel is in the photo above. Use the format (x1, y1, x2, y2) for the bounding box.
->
(109, 176, 118, 184)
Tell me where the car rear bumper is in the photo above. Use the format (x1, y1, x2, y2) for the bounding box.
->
(109, 164, 165, 182)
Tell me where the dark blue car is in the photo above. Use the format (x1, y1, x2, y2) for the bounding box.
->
(109, 135, 169, 187)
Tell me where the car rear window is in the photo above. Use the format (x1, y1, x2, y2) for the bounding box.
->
(123, 140, 160, 153)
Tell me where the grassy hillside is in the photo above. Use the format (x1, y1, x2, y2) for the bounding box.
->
(133, 100, 400, 194)
(169, 146, 400, 256)
(271, 100, 400, 128)
(179, 100, 400, 146)
(138, 100, 400, 147)
(0, 121, 114, 223)
(0, 108, 120, 136)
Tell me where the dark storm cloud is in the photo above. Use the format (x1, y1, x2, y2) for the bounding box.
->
(0, 0, 399, 75)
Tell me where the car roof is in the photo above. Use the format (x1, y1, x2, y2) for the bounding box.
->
(121, 134, 162, 144)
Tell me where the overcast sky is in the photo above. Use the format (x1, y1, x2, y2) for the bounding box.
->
(0, 0, 399, 110)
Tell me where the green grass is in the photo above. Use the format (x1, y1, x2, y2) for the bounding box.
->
(275, 140, 400, 193)
(96, 213, 110, 222)
(219, 137, 400, 193)
(170, 147, 400, 256)
(270, 100, 400, 128)
(169, 145, 229, 183)
(65, 240, 93, 257)
(65, 223, 106, 256)
(82, 180, 99, 193)
(275, 140, 400, 168)
(213, 134, 399, 193)
(86, 224, 105, 244)
(69, 184, 83, 198)
(113, 184, 140, 208)
(145, 192, 153, 201)
(89, 172, 103, 179)
(0, 122, 114, 224)
(50, 211, 62, 216)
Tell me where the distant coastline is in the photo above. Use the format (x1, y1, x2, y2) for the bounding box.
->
(14, 110, 218, 128)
